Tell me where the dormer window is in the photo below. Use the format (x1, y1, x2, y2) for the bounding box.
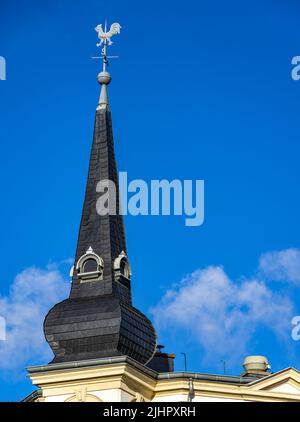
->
(76, 247, 104, 282)
(114, 251, 131, 281)
(120, 259, 128, 278)
(83, 258, 98, 273)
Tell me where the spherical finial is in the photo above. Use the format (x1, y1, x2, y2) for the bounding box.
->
(97, 71, 112, 85)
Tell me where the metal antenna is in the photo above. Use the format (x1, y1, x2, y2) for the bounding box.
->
(181, 352, 188, 372)
(221, 360, 226, 375)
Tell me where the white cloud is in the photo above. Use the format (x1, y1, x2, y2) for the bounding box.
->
(0, 264, 69, 378)
(259, 248, 300, 283)
(151, 252, 296, 366)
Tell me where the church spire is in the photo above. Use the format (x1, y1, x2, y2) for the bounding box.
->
(43, 22, 156, 365)
(71, 21, 126, 299)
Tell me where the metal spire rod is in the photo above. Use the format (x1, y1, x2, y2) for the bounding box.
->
(102, 20, 108, 73)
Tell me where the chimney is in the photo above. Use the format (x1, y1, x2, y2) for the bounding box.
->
(146, 345, 175, 373)
(242, 356, 271, 378)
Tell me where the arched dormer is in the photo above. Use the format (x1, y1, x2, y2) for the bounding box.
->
(76, 246, 104, 282)
(114, 251, 131, 281)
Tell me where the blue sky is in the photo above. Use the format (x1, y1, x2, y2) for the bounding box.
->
(1, 0, 300, 401)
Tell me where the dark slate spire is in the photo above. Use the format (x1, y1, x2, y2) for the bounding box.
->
(43, 23, 156, 364)
(70, 74, 128, 301)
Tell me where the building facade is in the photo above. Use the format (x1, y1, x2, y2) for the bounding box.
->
(26, 356, 300, 402)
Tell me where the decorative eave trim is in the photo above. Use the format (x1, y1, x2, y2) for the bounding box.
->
(27, 356, 255, 385)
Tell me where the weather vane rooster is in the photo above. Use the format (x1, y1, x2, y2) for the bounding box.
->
(95, 22, 121, 46)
